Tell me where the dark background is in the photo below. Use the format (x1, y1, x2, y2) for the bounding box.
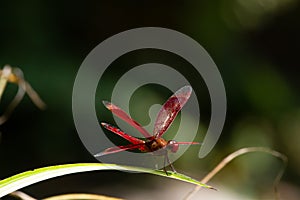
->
(0, 1, 299, 199)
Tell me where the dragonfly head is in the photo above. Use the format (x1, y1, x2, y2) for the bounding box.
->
(167, 140, 179, 153)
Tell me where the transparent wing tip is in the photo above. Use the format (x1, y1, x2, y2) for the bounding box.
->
(100, 122, 107, 126)
(103, 100, 115, 110)
(102, 100, 110, 106)
(183, 85, 192, 91)
(178, 85, 192, 95)
(94, 152, 105, 157)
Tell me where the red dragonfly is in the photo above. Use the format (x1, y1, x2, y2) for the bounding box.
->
(94, 85, 199, 173)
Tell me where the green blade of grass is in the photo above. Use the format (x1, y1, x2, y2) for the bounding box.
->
(0, 163, 214, 197)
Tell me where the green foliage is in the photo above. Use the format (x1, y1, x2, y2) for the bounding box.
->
(0, 163, 213, 198)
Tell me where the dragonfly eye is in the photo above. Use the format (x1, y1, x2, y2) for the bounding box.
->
(167, 140, 179, 153)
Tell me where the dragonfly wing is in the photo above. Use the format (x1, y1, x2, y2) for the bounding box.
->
(94, 143, 146, 157)
(153, 86, 192, 138)
(103, 101, 152, 138)
(101, 122, 144, 144)
(176, 142, 200, 145)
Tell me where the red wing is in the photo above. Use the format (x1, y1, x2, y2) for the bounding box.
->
(94, 143, 146, 157)
(153, 86, 192, 138)
(101, 122, 144, 144)
(103, 101, 152, 138)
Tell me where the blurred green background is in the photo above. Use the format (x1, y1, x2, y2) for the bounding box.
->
(0, 1, 300, 199)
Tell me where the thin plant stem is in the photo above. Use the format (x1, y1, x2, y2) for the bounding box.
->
(18, 79, 46, 110)
(0, 82, 25, 125)
(184, 147, 287, 200)
(10, 192, 123, 200)
(10, 191, 37, 200)
(12, 67, 47, 110)
(0, 65, 12, 102)
(0, 65, 46, 125)
(43, 193, 123, 200)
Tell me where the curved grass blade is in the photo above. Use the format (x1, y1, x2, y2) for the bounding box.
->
(44, 193, 123, 200)
(0, 163, 214, 198)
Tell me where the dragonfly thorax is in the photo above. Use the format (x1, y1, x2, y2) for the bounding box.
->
(145, 138, 167, 152)
(144, 138, 179, 153)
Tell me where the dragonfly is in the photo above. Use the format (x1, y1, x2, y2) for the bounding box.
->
(94, 85, 199, 173)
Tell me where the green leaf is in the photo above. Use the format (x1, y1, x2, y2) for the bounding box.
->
(0, 163, 214, 197)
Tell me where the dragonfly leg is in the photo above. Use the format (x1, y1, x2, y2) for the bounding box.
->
(166, 153, 177, 173)
(163, 154, 168, 175)
(163, 153, 176, 175)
